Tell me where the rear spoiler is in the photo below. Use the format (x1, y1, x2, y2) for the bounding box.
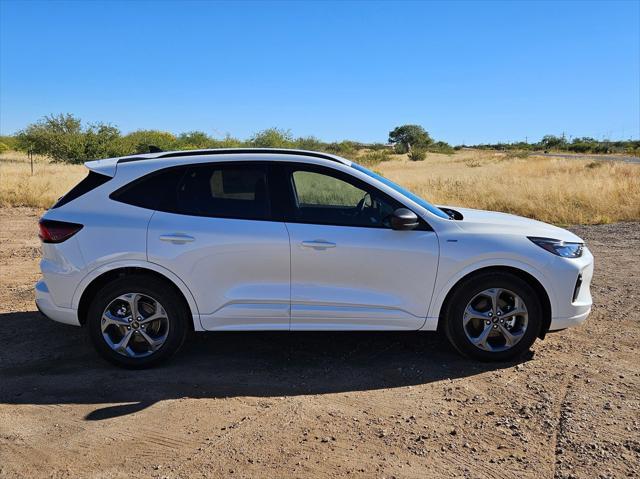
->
(83, 158, 120, 177)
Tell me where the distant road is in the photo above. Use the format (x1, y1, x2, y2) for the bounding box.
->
(538, 152, 640, 164)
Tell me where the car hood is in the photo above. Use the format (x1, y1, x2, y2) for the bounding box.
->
(446, 207, 583, 243)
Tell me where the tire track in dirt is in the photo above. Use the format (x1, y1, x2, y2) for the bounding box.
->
(550, 375, 573, 479)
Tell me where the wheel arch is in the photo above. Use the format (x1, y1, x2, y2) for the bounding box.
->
(74, 262, 201, 329)
(436, 265, 553, 339)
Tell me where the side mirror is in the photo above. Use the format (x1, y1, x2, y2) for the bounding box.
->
(390, 208, 419, 230)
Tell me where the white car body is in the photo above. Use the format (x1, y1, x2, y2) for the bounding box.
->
(35, 149, 593, 339)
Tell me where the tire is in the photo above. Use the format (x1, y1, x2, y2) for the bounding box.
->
(443, 271, 542, 361)
(87, 274, 189, 368)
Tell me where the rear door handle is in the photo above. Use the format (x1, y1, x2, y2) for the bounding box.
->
(159, 233, 195, 244)
(301, 240, 336, 250)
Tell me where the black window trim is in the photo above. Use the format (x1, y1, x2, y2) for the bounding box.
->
(167, 162, 272, 221)
(109, 159, 433, 230)
(277, 162, 432, 231)
(110, 161, 275, 222)
(53, 171, 112, 209)
(109, 165, 188, 211)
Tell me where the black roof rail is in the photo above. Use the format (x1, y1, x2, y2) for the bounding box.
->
(117, 148, 347, 164)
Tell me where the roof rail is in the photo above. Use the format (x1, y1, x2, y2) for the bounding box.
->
(117, 148, 348, 164)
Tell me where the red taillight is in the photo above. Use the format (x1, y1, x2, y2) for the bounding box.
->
(38, 220, 83, 243)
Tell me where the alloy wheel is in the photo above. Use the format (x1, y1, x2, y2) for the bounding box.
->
(462, 288, 529, 352)
(101, 293, 170, 358)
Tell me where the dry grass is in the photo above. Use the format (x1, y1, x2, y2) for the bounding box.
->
(376, 150, 640, 225)
(0, 152, 85, 208)
(1, 150, 639, 224)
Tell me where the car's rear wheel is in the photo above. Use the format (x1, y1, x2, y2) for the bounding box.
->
(443, 271, 542, 361)
(87, 275, 189, 368)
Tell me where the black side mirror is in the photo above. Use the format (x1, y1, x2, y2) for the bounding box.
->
(390, 208, 419, 230)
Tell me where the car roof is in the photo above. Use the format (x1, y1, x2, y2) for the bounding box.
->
(85, 148, 351, 177)
(119, 148, 349, 164)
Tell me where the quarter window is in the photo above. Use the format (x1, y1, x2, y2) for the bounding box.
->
(110, 167, 186, 210)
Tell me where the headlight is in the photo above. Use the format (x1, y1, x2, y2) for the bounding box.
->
(528, 237, 583, 258)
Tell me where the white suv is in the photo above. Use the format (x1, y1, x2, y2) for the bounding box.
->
(36, 149, 593, 368)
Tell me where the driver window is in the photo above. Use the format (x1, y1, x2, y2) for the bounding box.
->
(290, 169, 396, 227)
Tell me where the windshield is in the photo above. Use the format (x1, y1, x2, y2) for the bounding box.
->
(351, 163, 451, 220)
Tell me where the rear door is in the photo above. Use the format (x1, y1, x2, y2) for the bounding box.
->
(146, 162, 291, 330)
(281, 163, 439, 330)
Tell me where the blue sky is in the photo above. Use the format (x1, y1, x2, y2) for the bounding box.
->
(1, 0, 638, 144)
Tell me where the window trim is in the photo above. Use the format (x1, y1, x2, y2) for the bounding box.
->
(110, 161, 275, 222)
(167, 162, 272, 221)
(109, 165, 188, 211)
(54, 171, 112, 209)
(277, 162, 432, 231)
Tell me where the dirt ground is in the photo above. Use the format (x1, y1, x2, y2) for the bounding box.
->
(0, 207, 638, 479)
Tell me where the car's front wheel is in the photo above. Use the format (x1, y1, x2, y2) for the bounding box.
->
(443, 271, 542, 361)
(87, 275, 189, 368)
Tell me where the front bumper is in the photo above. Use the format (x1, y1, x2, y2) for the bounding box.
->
(548, 308, 591, 331)
(35, 279, 80, 326)
(547, 247, 594, 331)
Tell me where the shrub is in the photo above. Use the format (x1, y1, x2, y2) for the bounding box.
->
(365, 143, 391, 151)
(0, 142, 9, 154)
(325, 140, 359, 156)
(217, 134, 243, 148)
(294, 136, 324, 151)
(427, 141, 454, 154)
(0, 135, 19, 151)
(505, 151, 530, 160)
(408, 148, 427, 161)
(249, 128, 294, 148)
(121, 130, 177, 154)
(358, 149, 392, 166)
(175, 131, 216, 150)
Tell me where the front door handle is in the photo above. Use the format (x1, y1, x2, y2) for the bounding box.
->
(159, 233, 195, 244)
(301, 240, 336, 250)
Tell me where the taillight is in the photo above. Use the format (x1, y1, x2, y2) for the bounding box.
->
(38, 219, 83, 243)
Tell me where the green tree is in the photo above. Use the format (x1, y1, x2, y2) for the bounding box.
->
(217, 134, 243, 148)
(539, 135, 567, 150)
(121, 130, 177, 154)
(16, 113, 86, 162)
(176, 131, 215, 150)
(388, 124, 432, 153)
(84, 123, 126, 159)
(249, 128, 294, 148)
(0, 135, 19, 151)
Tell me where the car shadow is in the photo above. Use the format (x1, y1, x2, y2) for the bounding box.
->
(0, 311, 531, 420)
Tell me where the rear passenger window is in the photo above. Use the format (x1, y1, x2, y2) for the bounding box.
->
(173, 165, 269, 220)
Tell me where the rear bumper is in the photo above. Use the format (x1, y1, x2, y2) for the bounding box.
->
(35, 279, 80, 326)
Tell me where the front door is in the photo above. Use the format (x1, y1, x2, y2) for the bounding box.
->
(282, 164, 439, 330)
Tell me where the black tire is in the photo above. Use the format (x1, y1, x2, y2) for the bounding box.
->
(87, 274, 189, 368)
(443, 271, 542, 361)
